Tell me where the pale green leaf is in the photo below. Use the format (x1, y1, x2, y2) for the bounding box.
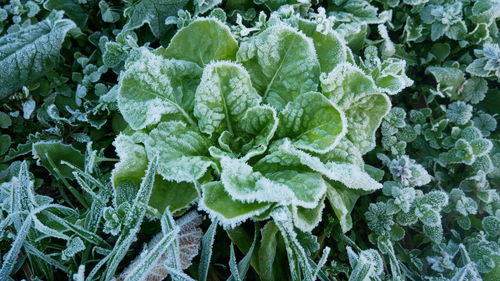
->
(118, 48, 202, 130)
(321, 63, 390, 154)
(220, 157, 327, 208)
(111, 134, 148, 187)
(123, 0, 188, 38)
(326, 182, 361, 233)
(145, 121, 212, 182)
(157, 18, 238, 66)
(275, 141, 382, 191)
(237, 25, 320, 110)
(278, 91, 346, 153)
(290, 196, 326, 232)
(239, 105, 279, 160)
(194, 61, 261, 136)
(320, 62, 377, 109)
(0, 12, 75, 99)
(297, 19, 348, 73)
(200, 182, 270, 229)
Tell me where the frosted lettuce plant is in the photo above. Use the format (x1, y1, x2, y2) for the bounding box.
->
(112, 13, 410, 232)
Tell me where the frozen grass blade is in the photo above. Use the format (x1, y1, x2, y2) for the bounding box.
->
(198, 218, 218, 281)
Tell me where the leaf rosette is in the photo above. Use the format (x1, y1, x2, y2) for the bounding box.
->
(112, 15, 407, 232)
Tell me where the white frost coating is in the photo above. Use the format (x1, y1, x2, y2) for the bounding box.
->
(198, 182, 271, 230)
(194, 61, 261, 136)
(118, 47, 201, 130)
(321, 62, 391, 154)
(220, 157, 327, 208)
(240, 104, 279, 161)
(320, 62, 378, 109)
(278, 91, 348, 154)
(220, 157, 296, 203)
(145, 121, 213, 183)
(280, 141, 382, 191)
(345, 93, 391, 154)
(291, 196, 326, 232)
(238, 24, 320, 109)
(0, 12, 76, 99)
(111, 134, 148, 187)
(198, 198, 270, 230)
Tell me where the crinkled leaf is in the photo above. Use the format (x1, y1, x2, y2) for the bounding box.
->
(118, 48, 202, 130)
(0, 12, 75, 99)
(237, 25, 320, 110)
(194, 61, 261, 136)
(321, 63, 390, 154)
(239, 105, 279, 159)
(145, 121, 212, 182)
(111, 134, 148, 187)
(344, 93, 390, 154)
(297, 19, 348, 73)
(278, 91, 346, 153)
(274, 141, 382, 191)
(290, 196, 326, 232)
(220, 156, 327, 208)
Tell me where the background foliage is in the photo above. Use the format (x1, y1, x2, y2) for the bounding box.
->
(0, 0, 498, 280)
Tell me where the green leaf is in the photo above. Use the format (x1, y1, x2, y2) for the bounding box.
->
(321, 62, 377, 109)
(220, 156, 327, 209)
(201, 181, 269, 228)
(326, 182, 361, 233)
(112, 134, 197, 213)
(258, 221, 289, 281)
(274, 141, 382, 191)
(32, 141, 84, 179)
(0, 135, 11, 155)
(157, 18, 238, 66)
(278, 91, 346, 153)
(194, 61, 261, 137)
(118, 48, 202, 130)
(344, 93, 390, 154)
(290, 195, 326, 232)
(194, 0, 222, 15)
(123, 0, 188, 38)
(321, 63, 390, 154)
(426, 66, 465, 99)
(149, 176, 199, 213)
(239, 105, 279, 159)
(198, 218, 218, 281)
(43, 0, 88, 27)
(145, 121, 212, 182)
(238, 25, 320, 110)
(0, 12, 75, 99)
(297, 19, 348, 73)
(111, 134, 148, 187)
